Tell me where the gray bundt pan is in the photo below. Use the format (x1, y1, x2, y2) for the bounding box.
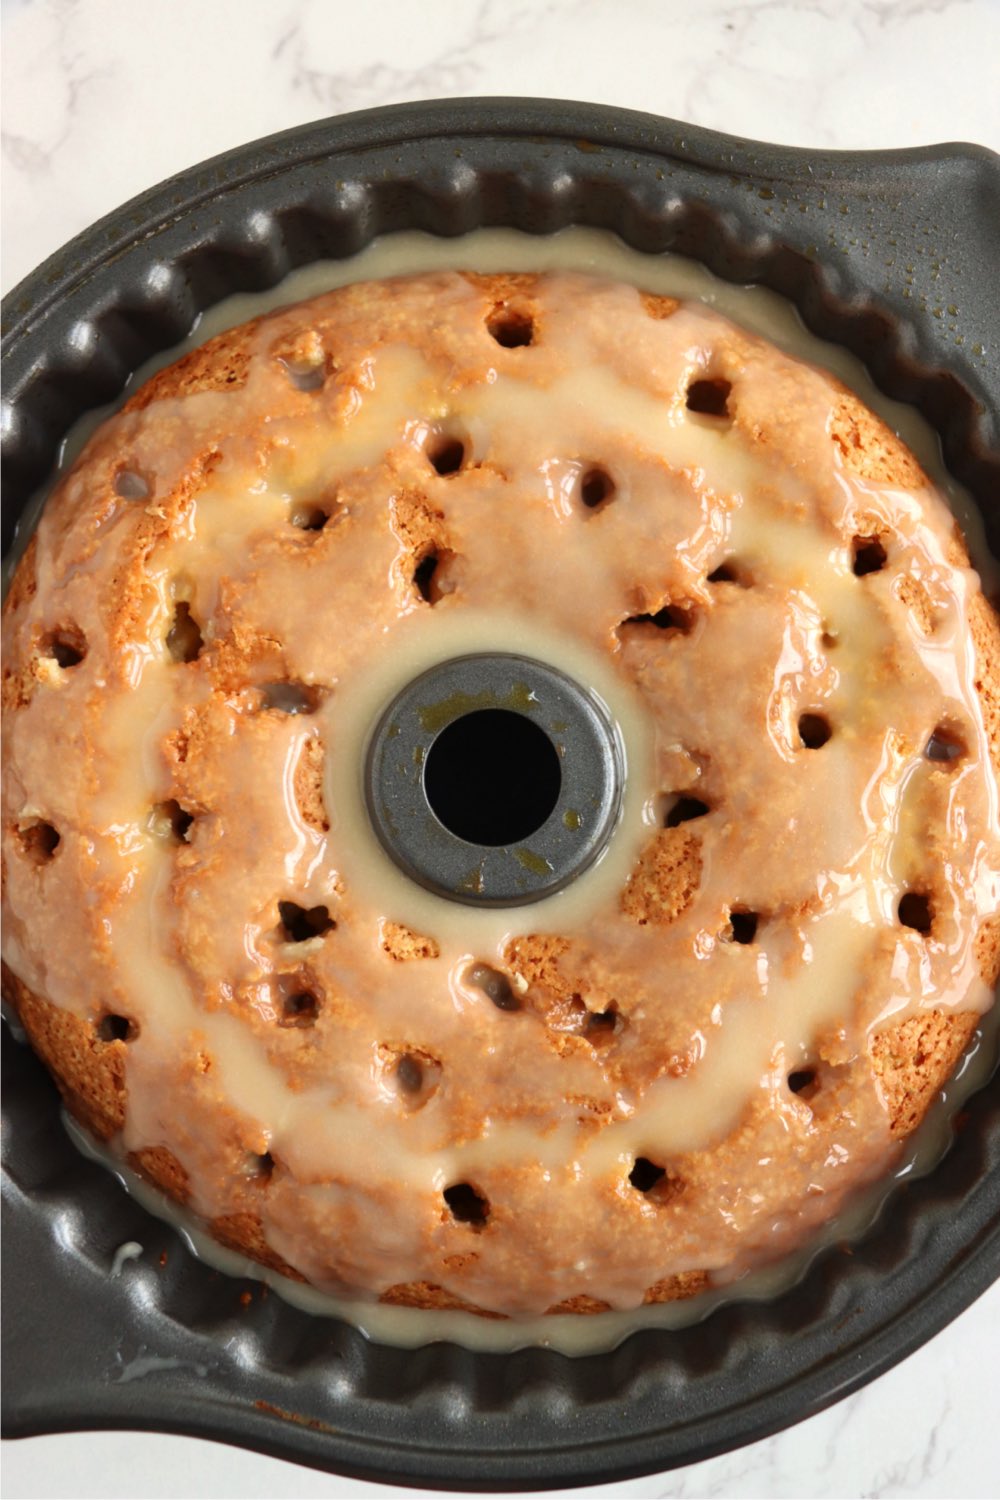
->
(2, 99, 999, 1490)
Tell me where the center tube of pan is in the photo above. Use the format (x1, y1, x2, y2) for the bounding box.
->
(364, 652, 624, 907)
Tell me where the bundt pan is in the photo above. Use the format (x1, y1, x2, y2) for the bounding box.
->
(2, 99, 999, 1490)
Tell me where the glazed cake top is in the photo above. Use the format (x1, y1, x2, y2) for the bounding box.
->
(3, 270, 999, 1319)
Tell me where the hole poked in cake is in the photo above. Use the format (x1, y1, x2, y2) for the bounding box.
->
(282, 362, 327, 392)
(552, 996, 623, 1046)
(629, 1157, 684, 1204)
(97, 1012, 138, 1043)
(149, 799, 194, 844)
(620, 603, 696, 636)
(585, 1005, 621, 1044)
(289, 501, 333, 532)
(787, 1067, 820, 1100)
(273, 328, 333, 392)
(277, 900, 335, 944)
(663, 794, 710, 828)
(898, 891, 933, 935)
(798, 711, 832, 749)
(380, 1045, 443, 1110)
(166, 602, 204, 663)
(39, 625, 87, 669)
(396, 1052, 425, 1094)
(413, 552, 438, 603)
(246, 1150, 276, 1181)
(706, 560, 752, 587)
(852, 534, 888, 576)
(629, 1156, 665, 1193)
(277, 979, 322, 1028)
(113, 467, 150, 501)
(686, 376, 732, 418)
(277, 350, 330, 392)
(722, 908, 760, 945)
(412, 545, 454, 605)
(486, 306, 535, 347)
(259, 681, 323, 715)
(14, 818, 60, 865)
(443, 1181, 490, 1227)
(465, 962, 522, 1012)
(925, 724, 966, 766)
(579, 467, 615, 511)
(426, 433, 468, 477)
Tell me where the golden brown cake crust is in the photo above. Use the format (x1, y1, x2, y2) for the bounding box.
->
(3, 269, 998, 1320)
(127, 1144, 191, 1203)
(210, 1212, 307, 1282)
(870, 1011, 980, 1140)
(620, 828, 702, 928)
(2, 963, 126, 1141)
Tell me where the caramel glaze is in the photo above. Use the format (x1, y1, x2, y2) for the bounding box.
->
(3, 271, 999, 1320)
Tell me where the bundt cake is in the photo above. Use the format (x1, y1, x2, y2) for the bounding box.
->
(3, 270, 998, 1324)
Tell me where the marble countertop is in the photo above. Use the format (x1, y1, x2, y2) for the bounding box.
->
(2, 1, 999, 1496)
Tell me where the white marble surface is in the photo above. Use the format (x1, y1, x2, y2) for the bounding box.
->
(2, 1, 999, 1496)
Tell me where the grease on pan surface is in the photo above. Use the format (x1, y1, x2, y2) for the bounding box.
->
(3, 269, 999, 1328)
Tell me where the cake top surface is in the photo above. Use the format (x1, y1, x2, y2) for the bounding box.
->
(3, 269, 999, 1322)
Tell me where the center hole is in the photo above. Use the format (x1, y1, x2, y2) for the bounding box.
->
(423, 709, 562, 847)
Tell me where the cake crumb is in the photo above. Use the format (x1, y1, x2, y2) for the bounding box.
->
(380, 920, 440, 961)
(621, 828, 702, 927)
(870, 1010, 979, 1138)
